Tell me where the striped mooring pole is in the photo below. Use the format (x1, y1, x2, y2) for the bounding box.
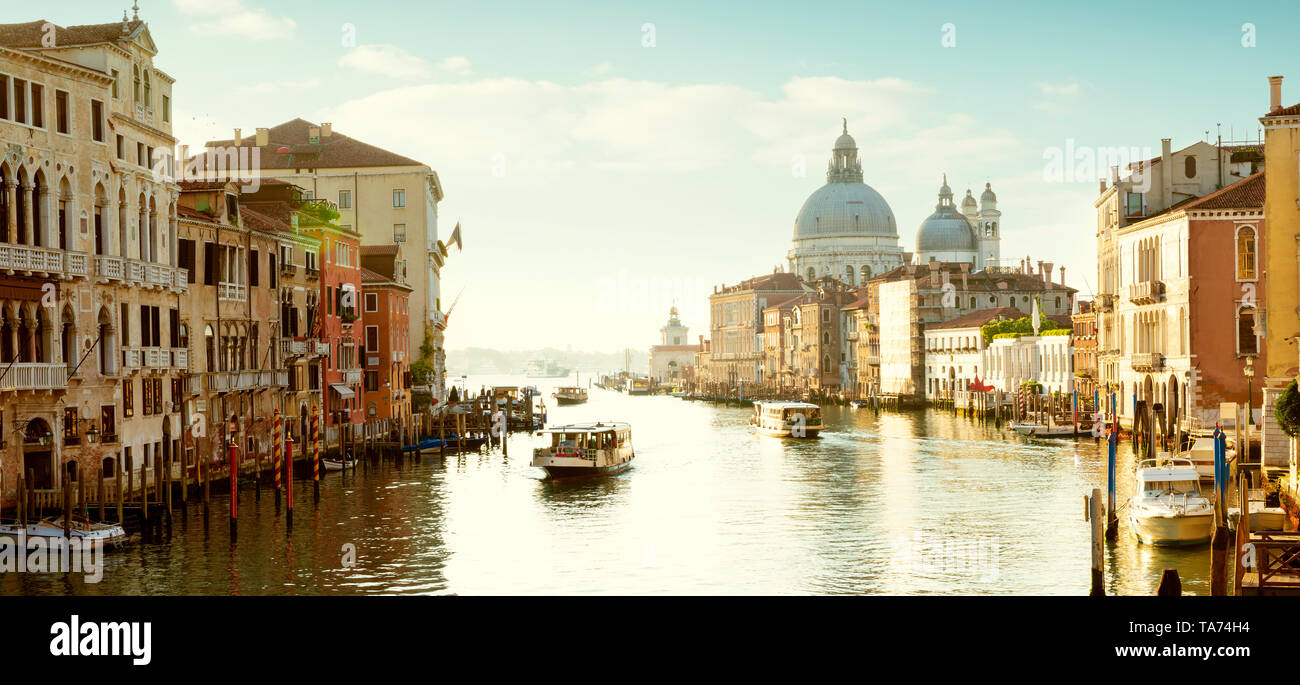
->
(312, 404, 321, 503)
(273, 409, 282, 507)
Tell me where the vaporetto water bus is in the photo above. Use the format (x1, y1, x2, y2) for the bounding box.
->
(531, 422, 634, 478)
(751, 401, 823, 438)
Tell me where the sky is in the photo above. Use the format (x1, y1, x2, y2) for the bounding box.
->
(12, 1, 1300, 352)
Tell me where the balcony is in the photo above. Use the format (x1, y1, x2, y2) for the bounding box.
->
(847, 332, 859, 341)
(95, 256, 188, 292)
(1095, 293, 1115, 312)
(304, 265, 320, 280)
(280, 339, 307, 359)
(0, 363, 69, 391)
(432, 310, 447, 329)
(185, 374, 203, 395)
(1127, 281, 1164, 305)
(172, 347, 189, 370)
(122, 347, 141, 370)
(342, 369, 362, 385)
(280, 261, 297, 276)
(0, 245, 89, 279)
(312, 341, 329, 357)
(218, 282, 246, 302)
(1131, 352, 1164, 372)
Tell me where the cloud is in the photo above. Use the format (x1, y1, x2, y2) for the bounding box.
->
(436, 56, 473, 76)
(1036, 81, 1081, 97)
(171, 0, 296, 40)
(585, 62, 615, 77)
(338, 46, 473, 80)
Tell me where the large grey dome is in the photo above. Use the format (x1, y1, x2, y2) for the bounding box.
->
(794, 182, 897, 239)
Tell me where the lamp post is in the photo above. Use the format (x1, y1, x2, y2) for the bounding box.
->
(1244, 355, 1255, 426)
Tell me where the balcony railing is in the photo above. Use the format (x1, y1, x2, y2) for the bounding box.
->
(280, 339, 307, 359)
(0, 245, 90, 279)
(185, 374, 203, 395)
(172, 347, 189, 370)
(304, 265, 320, 280)
(0, 363, 69, 391)
(95, 255, 188, 292)
(342, 369, 362, 385)
(1095, 293, 1115, 312)
(280, 262, 297, 276)
(1128, 281, 1165, 305)
(312, 341, 329, 357)
(1131, 352, 1164, 372)
(122, 347, 141, 370)
(207, 370, 290, 392)
(218, 282, 246, 302)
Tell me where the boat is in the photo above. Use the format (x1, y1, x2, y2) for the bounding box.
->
(525, 358, 570, 378)
(1173, 437, 1220, 480)
(531, 422, 634, 478)
(323, 453, 360, 471)
(1128, 457, 1214, 546)
(553, 386, 588, 405)
(410, 434, 489, 452)
(849, 399, 869, 409)
(0, 516, 127, 549)
(624, 377, 650, 395)
(751, 401, 823, 438)
(1008, 421, 1077, 438)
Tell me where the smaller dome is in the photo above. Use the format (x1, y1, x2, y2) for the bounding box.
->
(961, 189, 977, 209)
(981, 182, 997, 203)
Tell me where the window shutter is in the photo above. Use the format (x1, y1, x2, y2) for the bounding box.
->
(249, 249, 259, 287)
(203, 242, 216, 284)
(269, 253, 277, 289)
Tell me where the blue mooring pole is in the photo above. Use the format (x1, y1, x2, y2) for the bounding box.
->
(1107, 425, 1118, 538)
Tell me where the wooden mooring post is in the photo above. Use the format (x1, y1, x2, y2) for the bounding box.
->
(1087, 487, 1104, 596)
(1157, 569, 1182, 596)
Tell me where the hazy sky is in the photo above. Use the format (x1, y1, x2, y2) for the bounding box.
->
(16, 1, 1300, 351)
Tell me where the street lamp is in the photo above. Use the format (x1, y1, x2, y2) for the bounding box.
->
(1244, 355, 1255, 425)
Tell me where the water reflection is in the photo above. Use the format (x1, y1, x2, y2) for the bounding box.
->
(2, 375, 1212, 595)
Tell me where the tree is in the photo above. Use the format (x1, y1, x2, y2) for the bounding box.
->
(1275, 379, 1300, 438)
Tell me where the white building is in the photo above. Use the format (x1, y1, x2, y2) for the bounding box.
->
(984, 332, 1073, 395)
(878, 280, 917, 395)
(923, 308, 1021, 400)
(648, 307, 701, 382)
(788, 120, 904, 284)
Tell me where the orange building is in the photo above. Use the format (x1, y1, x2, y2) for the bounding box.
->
(360, 245, 412, 437)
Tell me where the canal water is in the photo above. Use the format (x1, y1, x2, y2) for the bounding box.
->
(2, 375, 1213, 595)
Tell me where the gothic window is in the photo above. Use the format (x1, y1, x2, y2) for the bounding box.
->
(1238, 307, 1258, 355)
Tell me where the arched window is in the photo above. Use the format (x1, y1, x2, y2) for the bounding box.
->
(1184, 156, 1196, 178)
(806, 267, 815, 282)
(969, 296, 976, 309)
(822, 354, 831, 373)
(860, 265, 871, 282)
(844, 265, 855, 285)
(133, 65, 141, 103)
(1236, 226, 1256, 280)
(822, 331, 830, 345)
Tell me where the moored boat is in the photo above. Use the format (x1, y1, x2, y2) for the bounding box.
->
(1009, 421, 1077, 438)
(0, 516, 127, 549)
(624, 378, 650, 395)
(751, 401, 823, 438)
(531, 422, 634, 478)
(1128, 457, 1214, 546)
(553, 386, 589, 405)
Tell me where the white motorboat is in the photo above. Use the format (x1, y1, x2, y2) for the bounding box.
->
(751, 401, 823, 438)
(531, 422, 634, 478)
(1009, 419, 1077, 438)
(1173, 438, 1219, 480)
(0, 516, 127, 549)
(1128, 457, 1214, 546)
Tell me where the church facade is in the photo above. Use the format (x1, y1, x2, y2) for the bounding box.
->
(648, 307, 701, 383)
(915, 178, 1002, 269)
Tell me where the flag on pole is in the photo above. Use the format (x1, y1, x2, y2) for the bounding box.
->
(449, 222, 463, 251)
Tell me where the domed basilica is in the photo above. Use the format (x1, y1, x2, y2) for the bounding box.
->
(787, 121, 1002, 283)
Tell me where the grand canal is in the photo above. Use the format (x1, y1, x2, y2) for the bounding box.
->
(3, 375, 1214, 595)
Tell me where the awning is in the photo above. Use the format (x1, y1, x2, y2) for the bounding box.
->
(330, 384, 356, 399)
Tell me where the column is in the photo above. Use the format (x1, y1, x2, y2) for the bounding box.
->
(5, 181, 16, 242)
(21, 185, 33, 247)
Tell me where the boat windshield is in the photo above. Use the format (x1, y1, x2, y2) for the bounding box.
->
(1142, 479, 1200, 497)
(551, 431, 614, 449)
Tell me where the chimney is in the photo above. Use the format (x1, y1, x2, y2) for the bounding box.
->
(1160, 138, 1172, 207)
(1059, 265, 1066, 286)
(309, 126, 321, 143)
(1269, 75, 1284, 113)
(1042, 261, 1054, 286)
(959, 262, 969, 290)
(234, 128, 242, 146)
(322, 122, 333, 137)
(929, 268, 940, 287)
(256, 128, 269, 147)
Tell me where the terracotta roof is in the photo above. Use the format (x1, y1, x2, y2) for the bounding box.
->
(176, 205, 214, 222)
(1268, 102, 1300, 117)
(361, 244, 398, 256)
(840, 295, 870, 311)
(0, 19, 144, 49)
(239, 206, 294, 236)
(931, 307, 1025, 330)
(1182, 171, 1265, 210)
(716, 271, 806, 296)
(762, 293, 808, 311)
(871, 262, 1077, 295)
(204, 118, 425, 170)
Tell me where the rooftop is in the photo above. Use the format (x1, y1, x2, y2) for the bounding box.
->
(205, 118, 426, 170)
(0, 19, 144, 49)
